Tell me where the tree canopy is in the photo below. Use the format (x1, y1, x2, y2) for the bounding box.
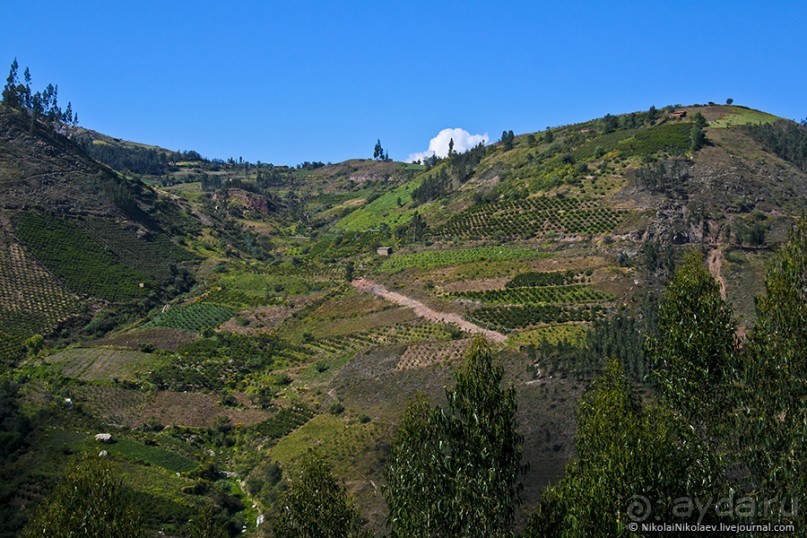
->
(384, 338, 524, 537)
(273, 452, 365, 537)
(526, 360, 700, 537)
(2, 59, 77, 127)
(22, 456, 143, 538)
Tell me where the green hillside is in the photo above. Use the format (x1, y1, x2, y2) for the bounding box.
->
(1, 103, 806, 536)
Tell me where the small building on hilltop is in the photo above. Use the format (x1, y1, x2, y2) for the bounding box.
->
(377, 246, 392, 256)
(670, 110, 687, 119)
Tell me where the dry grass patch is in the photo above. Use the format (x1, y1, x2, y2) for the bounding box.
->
(279, 307, 417, 343)
(91, 328, 198, 352)
(44, 347, 161, 381)
(440, 277, 509, 293)
(135, 391, 269, 428)
(309, 291, 393, 320)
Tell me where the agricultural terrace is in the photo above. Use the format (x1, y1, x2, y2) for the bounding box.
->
(273, 322, 461, 367)
(450, 285, 613, 305)
(467, 304, 607, 332)
(395, 339, 471, 370)
(81, 217, 197, 280)
(90, 328, 198, 352)
(133, 391, 269, 428)
(506, 323, 589, 347)
(44, 347, 162, 381)
(506, 270, 592, 287)
(142, 303, 235, 333)
(204, 270, 328, 308)
(268, 414, 386, 480)
(71, 385, 151, 423)
(146, 332, 280, 392)
(104, 438, 197, 473)
(0, 233, 81, 341)
(572, 122, 693, 159)
(13, 212, 153, 301)
(429, 197, 630, 240)
(377, 245, 546, 273)
(453, 264, 616, 336)
(249, 405, 315, 440)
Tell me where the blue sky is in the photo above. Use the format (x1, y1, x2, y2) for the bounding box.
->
(1, 1, 805, 165)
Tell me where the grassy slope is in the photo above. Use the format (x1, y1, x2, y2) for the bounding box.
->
(6, 104, 807, 536)
(334, 179, 423, 231)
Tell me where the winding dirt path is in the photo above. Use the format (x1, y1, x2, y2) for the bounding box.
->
(707, 248, 727, 300)
(351, 278, 507, 343)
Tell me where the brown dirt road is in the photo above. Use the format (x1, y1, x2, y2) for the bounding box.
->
(707, 248, 727, 299)
(351, 278, 507, 343)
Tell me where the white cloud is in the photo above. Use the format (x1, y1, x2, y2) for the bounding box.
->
(407, 128, 489, 163)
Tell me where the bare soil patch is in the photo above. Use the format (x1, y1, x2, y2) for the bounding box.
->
(218, 305, 294, 334)
(440, 278, 510, 293)
(707, 248, 727, 299)
(352, 278, 506, 343)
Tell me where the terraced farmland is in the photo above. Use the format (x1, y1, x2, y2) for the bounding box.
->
(467, 304, 607, 332)
(506, 270, 591, 288)
(506, 323, 589, 347)
(72, 385, 150, 423)
(91, 327, 198, 352)
(13, 212, 152, 301)
(251, 405, 315, 440)
(268, 414, 384, 478)
(204, 271, 326, 308)
(378, 245, 545, 273)
(274, 322, 460, 364)
(572, 122, 693, 159)
(396, 338, 471, 370)
(429, 197, 630, 240)
(106, 439, 197, 473)
(44, 347, 161, 381)
(81, 217, 197, 280)
(0, 329, 24, 363)
(135, 391, 269, 428)
(0, 233, 81, 339)
(142, 302, 235, 332)
(451, 284, 613, 305)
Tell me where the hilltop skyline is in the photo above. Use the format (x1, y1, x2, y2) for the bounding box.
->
(1, 0, 805, 165)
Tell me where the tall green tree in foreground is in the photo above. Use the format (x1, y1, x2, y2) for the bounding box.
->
(738, 221, 806, 508)
(23, 456, 143, 538)
(648, 250, 737, 490)
(273, 452, 365, 538)
(649, 250, 736, 426)
(525, 360, 698, 537)
(528, 251, 740, 536)
(384, 338, 524, 537)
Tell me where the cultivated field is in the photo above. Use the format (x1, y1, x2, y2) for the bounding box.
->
(44, 347, 161, 381)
